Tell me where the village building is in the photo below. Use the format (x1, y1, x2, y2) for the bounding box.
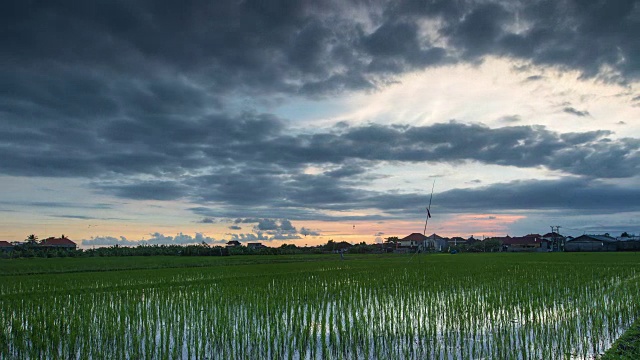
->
(616, 239, 640, 251)
(541, 232, 566, 251)
(447, 237, 466, 247)
(501, 234, 549, 252)
(426, 234, 449, 252)
(247, 242, 265, 249)
(0, 241, 14, 252)
(398, 233, 426, 249)
(226, 240, 241, 247)
(615, 235, 640, 251)
(397, 233, 448, 252)
(40, 237, 77, 250)
(565, 234, 618, 252)
(466, 236, 479, 244)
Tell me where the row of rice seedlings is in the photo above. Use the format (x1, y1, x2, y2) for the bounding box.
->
(1, 254, 640, 359)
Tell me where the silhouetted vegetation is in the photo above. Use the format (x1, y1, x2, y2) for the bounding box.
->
(1, 243, 232, 259)
(1, 238, 393, 259)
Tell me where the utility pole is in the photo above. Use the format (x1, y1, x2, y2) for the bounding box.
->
(550, 225, 561, 251)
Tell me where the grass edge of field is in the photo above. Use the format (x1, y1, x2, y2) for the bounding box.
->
(601, 317, 640, 359)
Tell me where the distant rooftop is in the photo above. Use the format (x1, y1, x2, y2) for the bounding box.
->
(41, 237, 76, 246)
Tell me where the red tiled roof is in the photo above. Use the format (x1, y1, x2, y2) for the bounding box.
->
(41, 238, 76, 246)
(0, 241, 13, 247)
(401, 233, 428, 241)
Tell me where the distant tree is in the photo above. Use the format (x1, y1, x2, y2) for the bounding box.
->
(324, 240, 336, 251)
(385, 236, 399, 243)
(26, 234, 38, 245)
(483, 239, 501, 252)
(621, 232, 630, 238)
(335, 241, 352, 251)
(348, 242, 377, 254)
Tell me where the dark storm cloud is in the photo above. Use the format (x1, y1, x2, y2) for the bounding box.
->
(17, 115, 640, 203)
(99, 181, 188, 201)
(3, 87, 640, 203)
(191, 176, 640, 220)
(442, 3, 511, 58)
(436, 178, 640, 213)
(255, 219, 279, 231)
(1, 110, 287, 178)
(254, 122, 637, 179)
(0, 201, 113, 209)
(192, 206, 386, 222)
(2, 2, 638, 174)
(248, 219, 300, 238)
(362, 21, 449, 74)
(3, 0, 639, 114)
(3, 0, 640, 222)
(365, 178, 640, 216)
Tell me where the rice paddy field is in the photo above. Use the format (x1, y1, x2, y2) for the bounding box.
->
(1, 252, 640, 359)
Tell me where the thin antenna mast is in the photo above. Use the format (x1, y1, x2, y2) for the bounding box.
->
(410, 180, 436, 261)
(423, 180, 436, 236)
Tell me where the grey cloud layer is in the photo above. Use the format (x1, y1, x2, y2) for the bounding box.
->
(3, 0, 640, 221)
(5, 116, 636, 179)
(188, 176, 640, 220)
(2, 0, 639, 106)
(372, 178, 640, 215)
(2, 110, 640, 218)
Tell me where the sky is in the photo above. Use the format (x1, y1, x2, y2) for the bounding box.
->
(1, 0, 640, 247)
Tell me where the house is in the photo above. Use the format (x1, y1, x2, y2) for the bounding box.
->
(226, 240, 242, 247)
(0, 241, 14, 252)
(565, 234, 617, 252)
(501, 234, 549, 252)
(40, 237, 77, 250)
(247, 242, 265, 249)
(616, 236, 640, 251)
(426, 233, 449, 252)
(398, 233, 448, 252)
(447, 237, 466, 247)
(399, 233, 428, 249)
(541, 232, 566, 251)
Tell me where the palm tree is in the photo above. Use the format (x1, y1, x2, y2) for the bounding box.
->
(26, 234, 38, 245)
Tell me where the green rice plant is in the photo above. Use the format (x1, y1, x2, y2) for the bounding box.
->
(1, 253, 640, 359)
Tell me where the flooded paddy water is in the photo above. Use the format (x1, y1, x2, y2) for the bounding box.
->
(1, 253, 639, 359)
